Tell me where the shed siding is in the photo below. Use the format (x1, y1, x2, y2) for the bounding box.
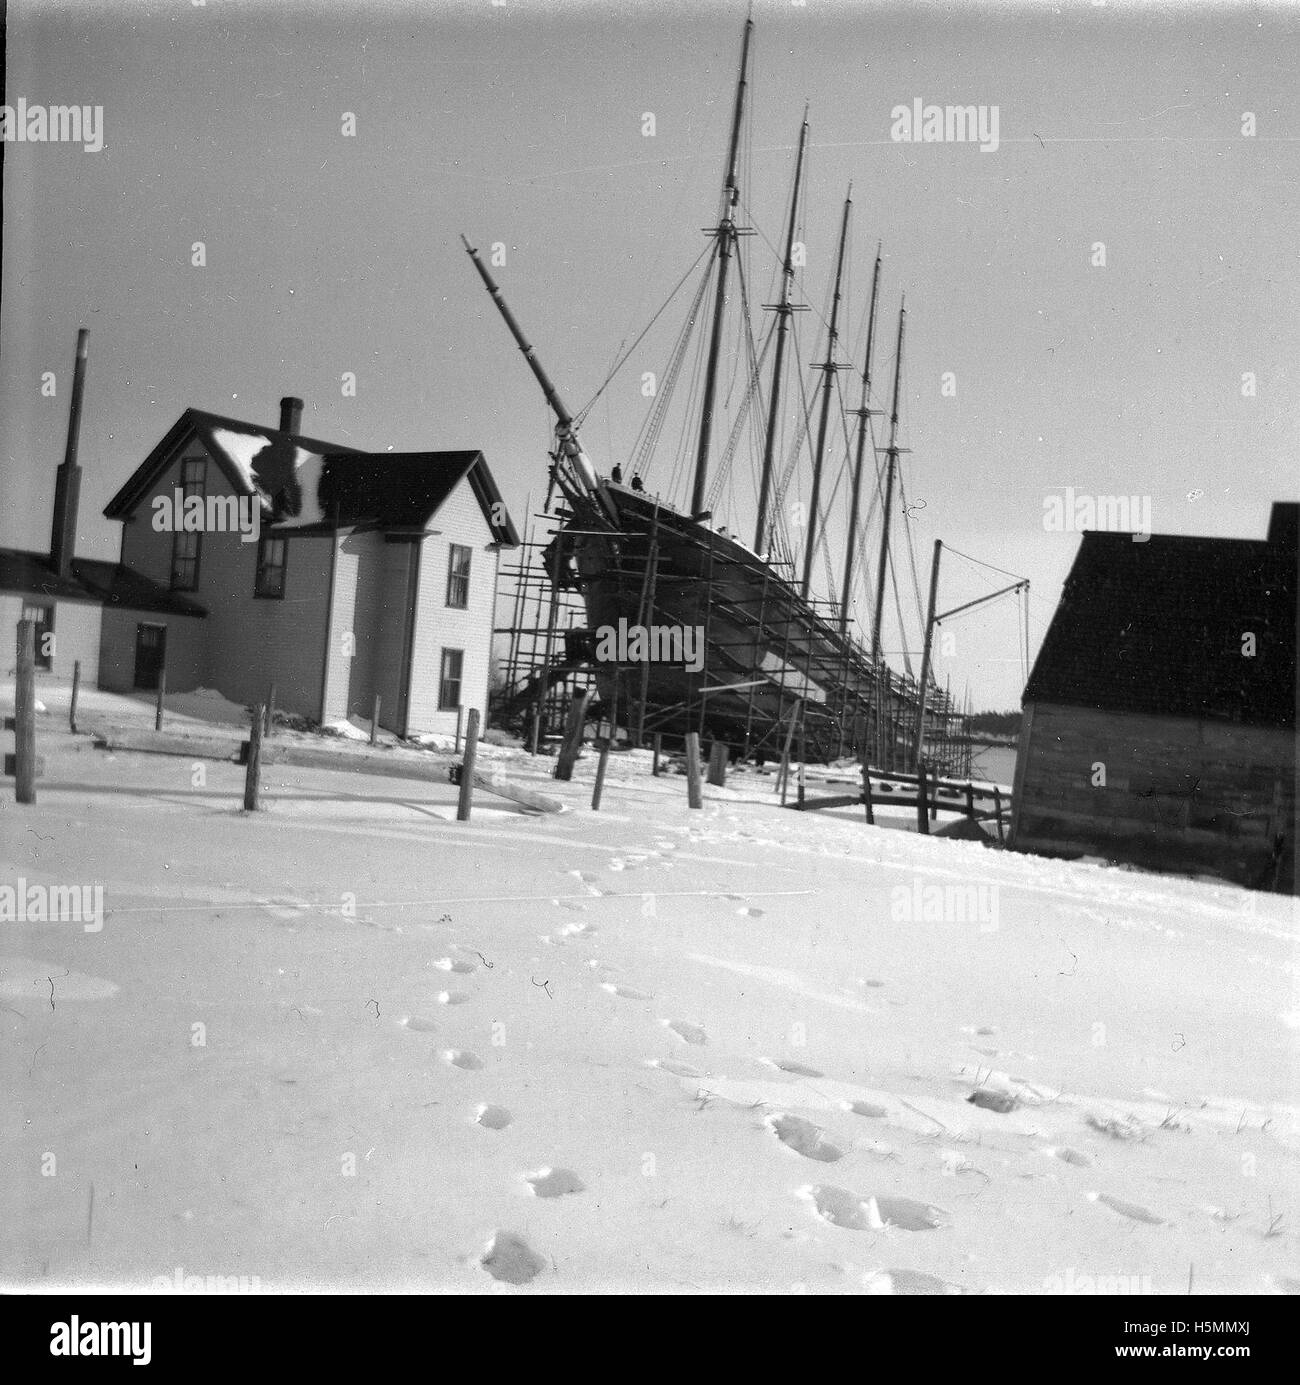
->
(1010, 701, 1296, 888)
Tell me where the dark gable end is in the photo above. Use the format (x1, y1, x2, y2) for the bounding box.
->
(1024, 519, 1296, 728)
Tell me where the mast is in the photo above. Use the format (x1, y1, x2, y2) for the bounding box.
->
(754, 106, 809, 553)
(839, 244, 882, 634)
(461, 234, 618, 524)
(690, 14, 753, 518)
(800, 186, 852, 598)
(913, 538, 942, 771)
(869, 297, 906, 662)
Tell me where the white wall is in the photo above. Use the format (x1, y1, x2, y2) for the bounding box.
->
(405, 480, 499, 737)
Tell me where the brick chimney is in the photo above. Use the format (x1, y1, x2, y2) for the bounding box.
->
(279, 396, 304, 435)
(50, 327, 89, 577)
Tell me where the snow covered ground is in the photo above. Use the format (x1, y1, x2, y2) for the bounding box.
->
(1, 731, 1296, 1294)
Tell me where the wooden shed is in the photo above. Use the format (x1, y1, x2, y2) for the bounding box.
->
(1009, 502, 1297, 892)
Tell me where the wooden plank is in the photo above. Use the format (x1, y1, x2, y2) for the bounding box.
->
(685, 731, 703, 809)
(457, 708, 480, 821)
(4, 753, 45, 779)
(13, 620, 37, 804)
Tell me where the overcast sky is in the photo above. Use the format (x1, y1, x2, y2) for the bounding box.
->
(3, 0, 1297, 709)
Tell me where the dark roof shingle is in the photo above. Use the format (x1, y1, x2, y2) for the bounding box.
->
(1024, 513, 1296, 727)
(0, 549, 207, 617)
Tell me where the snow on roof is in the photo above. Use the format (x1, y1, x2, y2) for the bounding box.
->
(209, 426, 329, 527)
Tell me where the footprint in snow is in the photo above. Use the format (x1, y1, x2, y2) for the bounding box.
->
(861, 1268, 961, 1295)
(768, 1114, 846, 1162)
(481, 1231, 546, 1285)
(1044, 1146, 1092, 1167)
(443, 1049, 483, 1071)
(844, 1100, 889, 1119)
(434, 957, 476, 974)
(967, 1089, 1020, 1114)
(601, 983, 654, 1001)
(802, 1187, 950, 1232)
(1088, 1191, 1164, 1224)
(646, 1058, 704, 1079)
(736, 906, 765, 918)
(476, 1104, 512, 1130)
(761, 1057, 825, 1079)
(661, 1018, 708, 1045)
(525, 1167, 584, 1198)
(400, 1015, 439, 1033)
(437, 991, 471, 1006)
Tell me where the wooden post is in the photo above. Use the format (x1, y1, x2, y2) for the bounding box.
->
(243, 704, 263, 811)
(912, 539, 943, 772)
(370, 693, 381, 746)
(797, 759, 806, 809)
(684, 731, 703, 809)
(993, 786, 1005, 844)
(154, 664, 167, 732)
(916, 760, 930, 835)
(777, 698, 801, 805)
(707, 741, 728, 787)
(554, 689, 590, 781)
(529, 705, 541, 756)
(455, 704, 464, 755)
(457, 708, 480, 821)
(651, 732, 662, 777)
(591, 738, 611, 811)
(14, 620, 37, 804)
(69, 659, 81, 735)
(965, 782, 975, 822)
(264, 683, 276, 738)
(862, 764, 874, 825)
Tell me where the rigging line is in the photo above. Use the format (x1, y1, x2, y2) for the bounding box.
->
(632, 253, 714, 479)
(896, 468, 928, 637)
(889, 552, 913, 678)
(667, 303, 712, 506)
(709, 254, 758, 510)
(771, 325, 818, 550)
(941, 544, 1030, 585)
(575, 242, 712, 427)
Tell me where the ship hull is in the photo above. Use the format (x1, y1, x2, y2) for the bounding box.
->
(547, 484, 929, 764)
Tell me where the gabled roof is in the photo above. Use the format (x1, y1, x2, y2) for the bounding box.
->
(1023, 507, 1297, 727)
(0, 548, 207, 617)
(104, 408, 520, 546)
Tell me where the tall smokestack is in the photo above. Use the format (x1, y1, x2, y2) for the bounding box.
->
(279, 396, 304, 435)
(50, 327, 88, 577)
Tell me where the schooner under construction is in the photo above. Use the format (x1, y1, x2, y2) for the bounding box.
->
(469, 14, 967, 769)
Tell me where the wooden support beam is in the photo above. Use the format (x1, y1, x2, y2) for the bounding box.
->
(154, 665, 167, 732)
(684, 731, 703, 809)
(370, 694, 381, 747)
(554, 690, 590, 781)
(70, 659, 81, 735)
(916, 760, 930, 835)
(591, 738, 611, 811)
(3, 753, 45, 779)
(13, 620, 37, 804)
(651, 732, 662, 777)
(707, 741, 728, 787)
(244, 704, 263, 811)
(457, 708, 480, 821)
